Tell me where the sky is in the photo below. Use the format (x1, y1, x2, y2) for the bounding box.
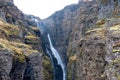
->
(14, 0, 78, 19)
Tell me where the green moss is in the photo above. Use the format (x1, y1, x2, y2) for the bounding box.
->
(43, 56, 53, 80)
(10, 42, 32, 49)
(0, 38, 39, 61)
(0, 20, 42, 64)
(14, 53, 25, 63)
(0, 39, 26, 63)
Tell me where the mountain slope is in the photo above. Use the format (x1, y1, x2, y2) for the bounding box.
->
(0, 0, 44, 80)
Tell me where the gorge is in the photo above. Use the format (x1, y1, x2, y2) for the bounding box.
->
(0, 0, 120, 80)
(47, 34, 66, 80)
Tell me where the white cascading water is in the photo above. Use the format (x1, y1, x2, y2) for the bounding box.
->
(48, 34, 66, 80)
(34, 18, 44, 34)
(33, 18, 66, 80)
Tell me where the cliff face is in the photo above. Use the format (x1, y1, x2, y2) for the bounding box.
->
(0, 0, 41, 27)
(43, 4, 79, 64)
(0, 0, 44, 80)
(43, 0, 98, 74)
(1, 0, 120, 80)
(67, 1, 99, 79)
(67, 0, 120, 80)
(0, 20, 43, 80)
(43, 0, 98, 63)
(42, 0, 120, 79)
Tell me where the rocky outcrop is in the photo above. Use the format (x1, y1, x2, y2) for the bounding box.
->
(0, 48, 13, 80)
(23, 53, 42, 80)
(0, 19, 43, 80)
(67, 0, 99, 79)
(67, 0, 120, 80)
(0, 0, 41, 28)
(0, 0, 44, 80)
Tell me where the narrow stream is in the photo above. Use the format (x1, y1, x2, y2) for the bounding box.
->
(47, 34, 66, 80)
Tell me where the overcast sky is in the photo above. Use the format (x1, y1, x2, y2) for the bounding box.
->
(14, 0, 78, 19)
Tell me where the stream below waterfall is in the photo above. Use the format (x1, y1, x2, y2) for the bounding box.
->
(35, 19, 66, 80)
(47, 34, 66, 80)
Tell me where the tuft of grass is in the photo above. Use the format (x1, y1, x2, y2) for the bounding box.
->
(25, 35, 39, 44)
(85, 27, 106, 38)
(10, 42, 32, 49)
(31, 27, 39, 31)
(69, 54, 77, 62)
(96, 20, 105, 25)
(26, 35, 38, 40)
(14, 53, 25, 63)
(0, 43, 6, 48)
(43, 56, 53, 80)
(0, 20, 41, 63)
(0, 23, 19, 37)
(0, 38, 39, 62)
(85, 28, 102, 34)
(112, 49, 120, 53)
(111, 58, 120, 64)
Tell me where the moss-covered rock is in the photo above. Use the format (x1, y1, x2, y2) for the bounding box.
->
(0, 14, 43, 79)
(42, 55, 53, 80)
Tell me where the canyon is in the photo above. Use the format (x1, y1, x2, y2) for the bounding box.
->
(0, 0, 120, 80)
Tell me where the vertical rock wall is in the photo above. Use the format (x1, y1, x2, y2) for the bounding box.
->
(67, 0, 120, 80)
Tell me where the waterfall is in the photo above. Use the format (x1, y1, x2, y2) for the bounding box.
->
(33, 18, 66, 80)
(34, 18, 44, 34)
(48, 34, 66, 80)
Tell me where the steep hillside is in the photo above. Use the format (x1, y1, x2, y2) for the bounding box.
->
(0, 0, 46, 80)
(0, 18, 43, 80)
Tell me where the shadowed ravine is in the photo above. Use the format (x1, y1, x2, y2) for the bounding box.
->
(47, 34, 66, 80)
(35, 18, 66, 80)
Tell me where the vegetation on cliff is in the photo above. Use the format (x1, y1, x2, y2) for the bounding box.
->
(0, 9, 43, 79)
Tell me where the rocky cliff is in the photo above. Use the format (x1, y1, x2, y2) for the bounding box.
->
(43, 0, 98, 76)
(0, 0, 45, 80)
(1, 0, 120, 80)
(42, 0, 120, 80)
(42, 4, 79, 65)
(67, 0, 120, 80)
